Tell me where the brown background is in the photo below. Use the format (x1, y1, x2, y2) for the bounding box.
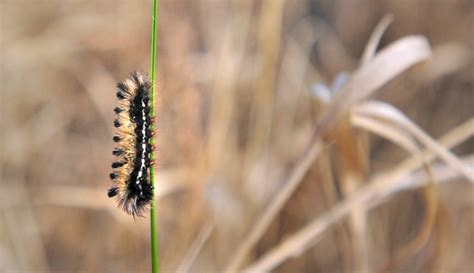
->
(1, 0, 473, 272)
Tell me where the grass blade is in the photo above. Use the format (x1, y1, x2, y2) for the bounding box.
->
(149, 0, 159, 272)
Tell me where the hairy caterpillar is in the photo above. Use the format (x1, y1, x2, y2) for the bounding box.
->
(108, 71, 154, 217)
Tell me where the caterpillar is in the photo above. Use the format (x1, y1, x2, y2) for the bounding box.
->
(108, 71, 154, 217)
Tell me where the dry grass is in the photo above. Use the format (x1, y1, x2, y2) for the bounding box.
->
(1, 1, 473, 273)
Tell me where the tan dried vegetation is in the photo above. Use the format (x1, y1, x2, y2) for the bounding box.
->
(0, 1, 472, 273)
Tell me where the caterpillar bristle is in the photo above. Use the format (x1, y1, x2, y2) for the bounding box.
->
(130, 71, 140, 83)
(108, 187, 118, 197)
(116, 92, 125, 100)
(108, 71, 154, 217)
(111, 162, 124, 168)
(117, 82, 129, 93)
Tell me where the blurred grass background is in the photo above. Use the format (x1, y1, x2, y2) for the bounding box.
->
(0, 0, 473, 272)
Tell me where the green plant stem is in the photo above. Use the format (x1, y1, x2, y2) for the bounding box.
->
(149, 0, 159, 272)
